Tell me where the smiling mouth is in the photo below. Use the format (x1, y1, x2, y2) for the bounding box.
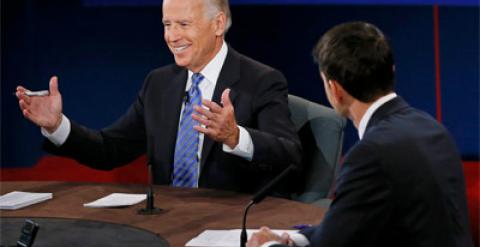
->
(173, 45, 189, 53)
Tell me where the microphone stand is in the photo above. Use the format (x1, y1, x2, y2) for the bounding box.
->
(137, 163, 164, 215)
(240, 164, 295, 247)
(240, 201, 255, 247)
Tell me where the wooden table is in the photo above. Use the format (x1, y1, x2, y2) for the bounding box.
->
(0, 182, 326, 246)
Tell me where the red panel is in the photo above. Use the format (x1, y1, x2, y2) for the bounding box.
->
(464, 161, 480, 246)
(0, 155, 148, 184)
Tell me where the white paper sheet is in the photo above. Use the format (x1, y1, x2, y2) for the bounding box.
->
(0, 191, 53, 210)
(83, 193, 146, 208)
(185, 229, 298, 247)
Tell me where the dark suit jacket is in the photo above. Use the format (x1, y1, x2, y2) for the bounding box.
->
(299, 97, 473, 246)
(44, 47, 302, 194)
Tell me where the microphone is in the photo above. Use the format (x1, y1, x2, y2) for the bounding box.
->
(183, 91, 190, 104)
(240, 164, 296, 247)
(137, 163, 164, 215)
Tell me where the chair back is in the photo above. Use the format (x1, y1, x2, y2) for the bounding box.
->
(288, 95, 346, 203)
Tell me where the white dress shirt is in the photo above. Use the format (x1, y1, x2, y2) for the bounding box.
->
(42, 41, 254, 175)
(261, 92, 397, 247)
(357, 92, 397, 140)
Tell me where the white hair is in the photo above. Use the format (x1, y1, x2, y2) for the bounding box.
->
(204, 0, 232, 33)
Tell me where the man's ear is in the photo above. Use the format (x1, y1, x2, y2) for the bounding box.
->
(214, 12, 227, 36)
(329, 80, 345, 104)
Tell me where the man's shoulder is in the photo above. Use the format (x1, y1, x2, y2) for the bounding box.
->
(366, 105, 444, 143)
(147, 63, 184, 78)
(230, 48, 282, 76)
(358, 106, 456, 164)
(139, 64, 186, 92)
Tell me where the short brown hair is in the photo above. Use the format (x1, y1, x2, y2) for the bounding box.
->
(313, 22, 395, 102)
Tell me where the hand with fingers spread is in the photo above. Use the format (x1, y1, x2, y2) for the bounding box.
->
(193, 88, 239, 149)
(16, 76, 63, 133)
(247, 227, 293, 247)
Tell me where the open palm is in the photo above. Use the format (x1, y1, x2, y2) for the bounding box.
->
(16, 76, 63, 132)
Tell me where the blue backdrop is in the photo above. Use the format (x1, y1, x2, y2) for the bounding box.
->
(1, 0, 478, 167)
(84, 0, 479, 6)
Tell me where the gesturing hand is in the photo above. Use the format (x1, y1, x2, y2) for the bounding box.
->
(193, 88, 239, 149)
(16, 76, 63, 133)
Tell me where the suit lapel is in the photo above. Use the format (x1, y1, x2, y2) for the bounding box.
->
(161, 68, 188, 170)
(200, 47, 241, 170)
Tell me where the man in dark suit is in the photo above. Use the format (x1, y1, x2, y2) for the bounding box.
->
(15, 0, 301, 194)
(248, 22, 473, 246)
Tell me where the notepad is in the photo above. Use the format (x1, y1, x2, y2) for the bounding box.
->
(0, 191, 53, 210)
(186, 229, 298, 247)
(83, 193, 146, 208)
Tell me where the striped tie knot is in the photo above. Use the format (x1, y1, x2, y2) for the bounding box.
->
(191, 73, 204, 88)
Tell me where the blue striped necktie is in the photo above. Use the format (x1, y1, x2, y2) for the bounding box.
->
(172, 73, 204, 187)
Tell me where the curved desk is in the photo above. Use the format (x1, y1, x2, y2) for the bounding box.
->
(0, 182, 326, 246)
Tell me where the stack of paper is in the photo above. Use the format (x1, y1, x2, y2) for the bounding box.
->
(83, 193, 146, 208)
(0, 191, 53, 210)
(186, 229, 298, 247)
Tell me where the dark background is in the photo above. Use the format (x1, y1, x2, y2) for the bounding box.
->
(1, 0, 478, 167)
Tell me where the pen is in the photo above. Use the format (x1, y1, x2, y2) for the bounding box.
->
(291, 224, 312, 230)
(13, 90, 50, 97)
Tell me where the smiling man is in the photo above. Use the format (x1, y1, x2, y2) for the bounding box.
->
(16, 0, 301, 194)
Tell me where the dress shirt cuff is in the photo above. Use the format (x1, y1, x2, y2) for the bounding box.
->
(289, 233, 310, 247)
(222, 126, 254, 161)
(261, 241, 283, 247)
(40, 114, 71, 146)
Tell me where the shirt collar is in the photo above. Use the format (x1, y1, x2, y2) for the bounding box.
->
(188, 41, 228, 87)
(358, 92, 397, 140)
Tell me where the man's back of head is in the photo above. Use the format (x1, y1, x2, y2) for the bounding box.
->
(313, 22, 395, 103)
